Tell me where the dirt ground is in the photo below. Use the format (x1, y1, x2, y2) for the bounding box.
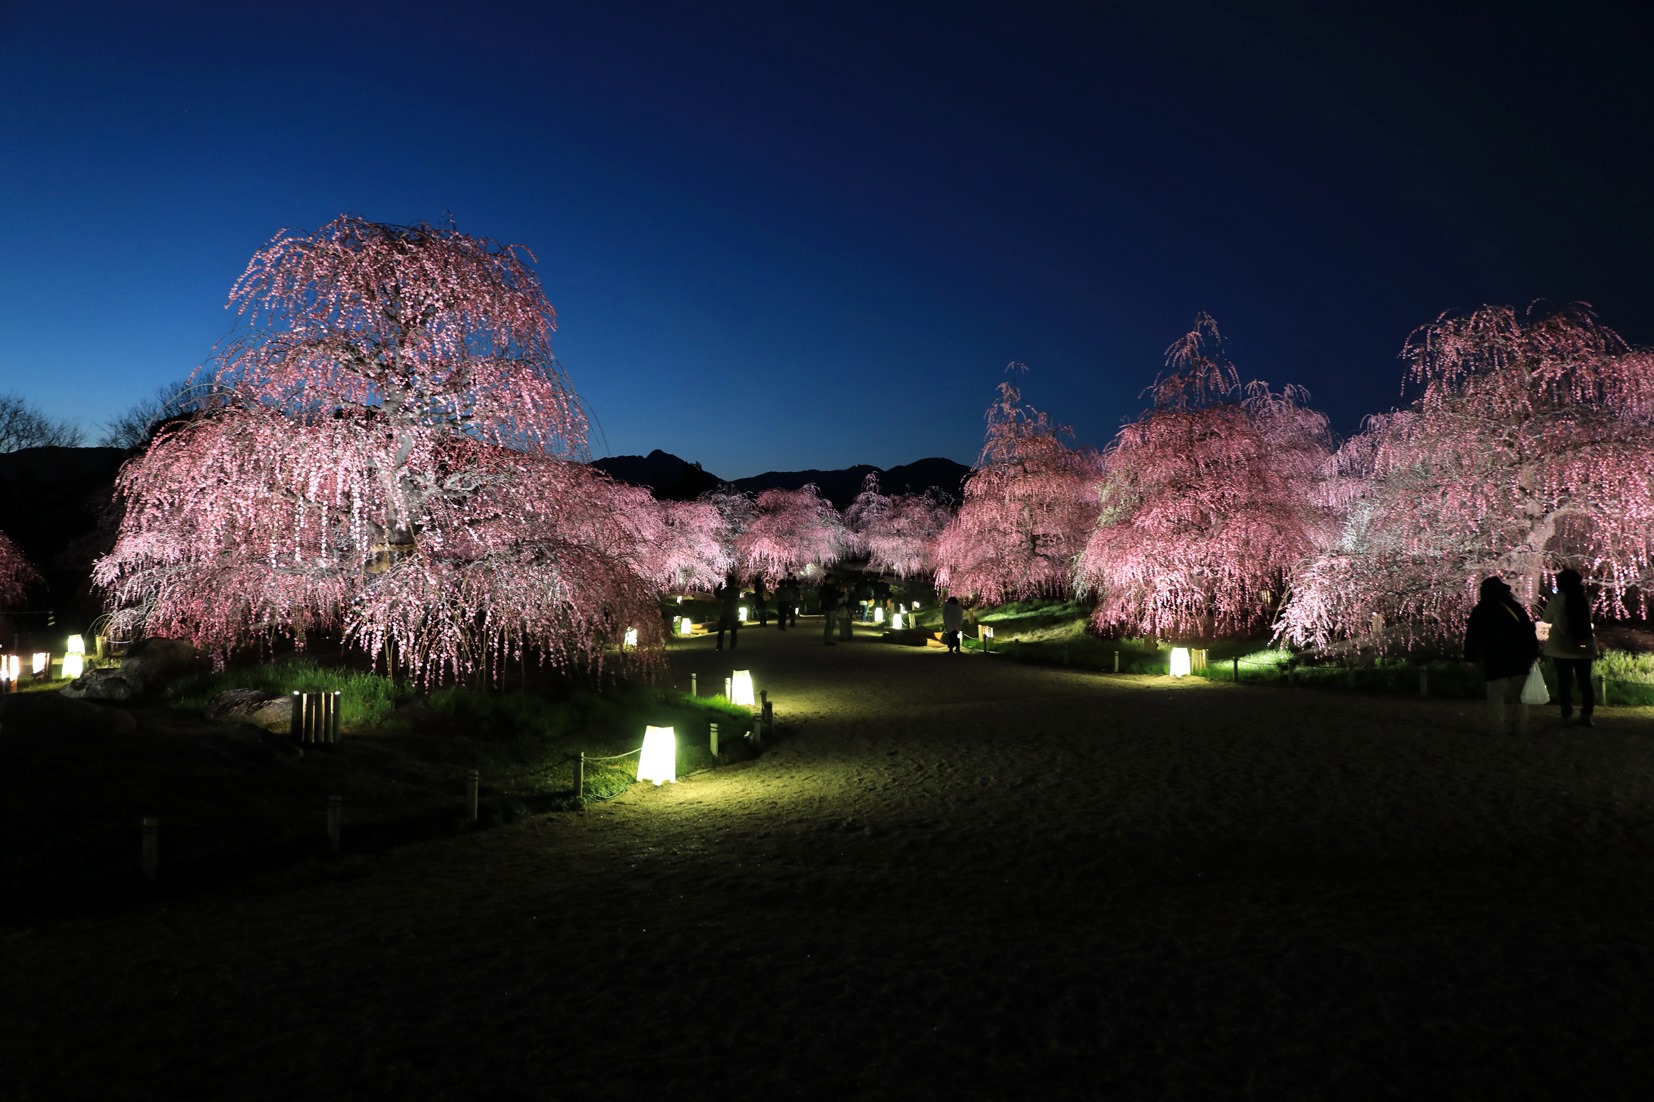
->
(7, 617, 1654, 1100)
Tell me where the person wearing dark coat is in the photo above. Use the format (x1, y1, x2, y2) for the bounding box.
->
(715, 577, 742, 651)
(818, 573, 841, 645)
(1463, 575, 1540, 735)
(1542, 567, 1600, 727)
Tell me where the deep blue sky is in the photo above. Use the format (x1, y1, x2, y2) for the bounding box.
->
(4, 1, 1651, 479)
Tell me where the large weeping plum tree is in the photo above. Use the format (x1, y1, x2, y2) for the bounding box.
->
(1278, 302, 1654, 651)
(735, 485, 850, 582)
(845, 473, 953, 579)
(0, 529, 39, 608)
(95, 216, 663, 682)
(1078, 315, 1338, 641)
(932, 368, 1103, 605)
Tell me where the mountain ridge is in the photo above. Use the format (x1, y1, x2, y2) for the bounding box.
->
(590, 449, 970, 509)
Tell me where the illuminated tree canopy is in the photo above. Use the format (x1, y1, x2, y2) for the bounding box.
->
(1279, 302, 1654, 650)
(1080, 315, 1338, 641)
(735, 485, 849, 582)
(0, 529, 38, 607)
(845, 473, 953, 579)
(933, 370, 1102, 605)
(95, 216, 661, 682)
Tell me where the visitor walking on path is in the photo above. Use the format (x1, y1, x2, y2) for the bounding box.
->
(818, 573, 841, 646)
(1463, 576, 1539, 735)
(942, 596, 965, 654)
(715, 576, 742, 651)
(1543, 568, 1599, 726)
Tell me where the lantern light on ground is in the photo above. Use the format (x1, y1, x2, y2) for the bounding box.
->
(1170, 647, 1192, 678)
(637, 725, 676, 786)
(730, 670, 755, 707)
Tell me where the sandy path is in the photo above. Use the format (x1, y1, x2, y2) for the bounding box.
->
(7, 620, 1654, 1099)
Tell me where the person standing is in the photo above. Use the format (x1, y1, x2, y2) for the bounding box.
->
(839, 572, 858, 641)
(1543, 568, 1599, 727)
(752, 577, 770, 627)
(1463, 576, 1539, 735)
(818, 573, 841, 645)
(941, 595, 965, 654)
(715, 575, 742, 652)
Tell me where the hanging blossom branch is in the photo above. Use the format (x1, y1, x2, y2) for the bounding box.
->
(1278, 301, 1654, 651)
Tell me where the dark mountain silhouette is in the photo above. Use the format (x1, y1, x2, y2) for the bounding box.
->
(591, 450, 970, 510)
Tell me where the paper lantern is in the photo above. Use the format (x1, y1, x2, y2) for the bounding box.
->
(624, 627, 639, 648)
(32, 652, 49, 676)
(874, 607, 886, 624)
(730, 670, 755, 707)
(637, 726, 677, 786)
(678, 616, 694, 636)
(1170, 647, 1191, 678)
(61, 653, 85, 679)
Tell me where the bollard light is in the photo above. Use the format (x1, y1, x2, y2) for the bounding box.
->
(1170, 647, 1191, 678)
(730, 669, 755, 707)
(637, 725, 677, 786)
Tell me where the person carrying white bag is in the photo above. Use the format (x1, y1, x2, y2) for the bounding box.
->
(1463, 575, 1542, 736)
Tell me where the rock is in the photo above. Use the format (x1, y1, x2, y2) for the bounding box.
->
(206, 690, 295, 733)
(59, 668, 142, 703)
(0, 692, 138, 746)
(118, 637, 209, 692)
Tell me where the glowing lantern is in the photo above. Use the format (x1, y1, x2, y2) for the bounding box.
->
(32, 652, 49, 677)
(874, 607, 886, 624)
(738, 606, 748, 623)
(637, 725, 677, 786)
(624, 627, 639, 648)
(1170, 647, 1192, 678)
(982, 625, 994, 646)
(892, 612, 905, 629)
(730, 670, 755, 707)
(0, 654, 18, 686)
(61, 652, 85, 679)
(678, 616, 695, 636)
(676, 595, 684, 604)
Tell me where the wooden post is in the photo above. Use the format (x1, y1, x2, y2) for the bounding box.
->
(1232, 657, 1240, 683)
(761, 699, 773, 742)
(1113, 651, 1120, 673)
(326, 795, 342, 856)
(574, 753, 586, 808)
(142, 816, 158, 884)
(724, 676, 732, 700)
(328, 691, 341, 743)
(709, 722, 720, 757)
(690, 673, 698, 697)
(465, 768, 479, 821)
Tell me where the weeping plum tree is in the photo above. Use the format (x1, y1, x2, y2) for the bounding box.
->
(1078, 315, 1337, 641)
(95, 216, 662, 682)
(1278, 302, 1654, 650)
(932, 368, 1103, 605)
(0, 529, 38, 608)
(735, 485, 850, 581)
(650, 498, 734, 592)
(845, 473, 954, 579)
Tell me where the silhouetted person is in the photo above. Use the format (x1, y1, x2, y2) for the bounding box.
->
(1463, 576, 1539, 735)
(776, 574, 799, 630)
(752, 577, 770, 626)
(715, 576, 742, 651)
(1543, 567, 1598, 726)
(818, 573, 841, 645)
(942, 595, 965, 654)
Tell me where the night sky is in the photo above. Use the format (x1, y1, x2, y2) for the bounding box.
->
(4, 1, 1651, 479)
